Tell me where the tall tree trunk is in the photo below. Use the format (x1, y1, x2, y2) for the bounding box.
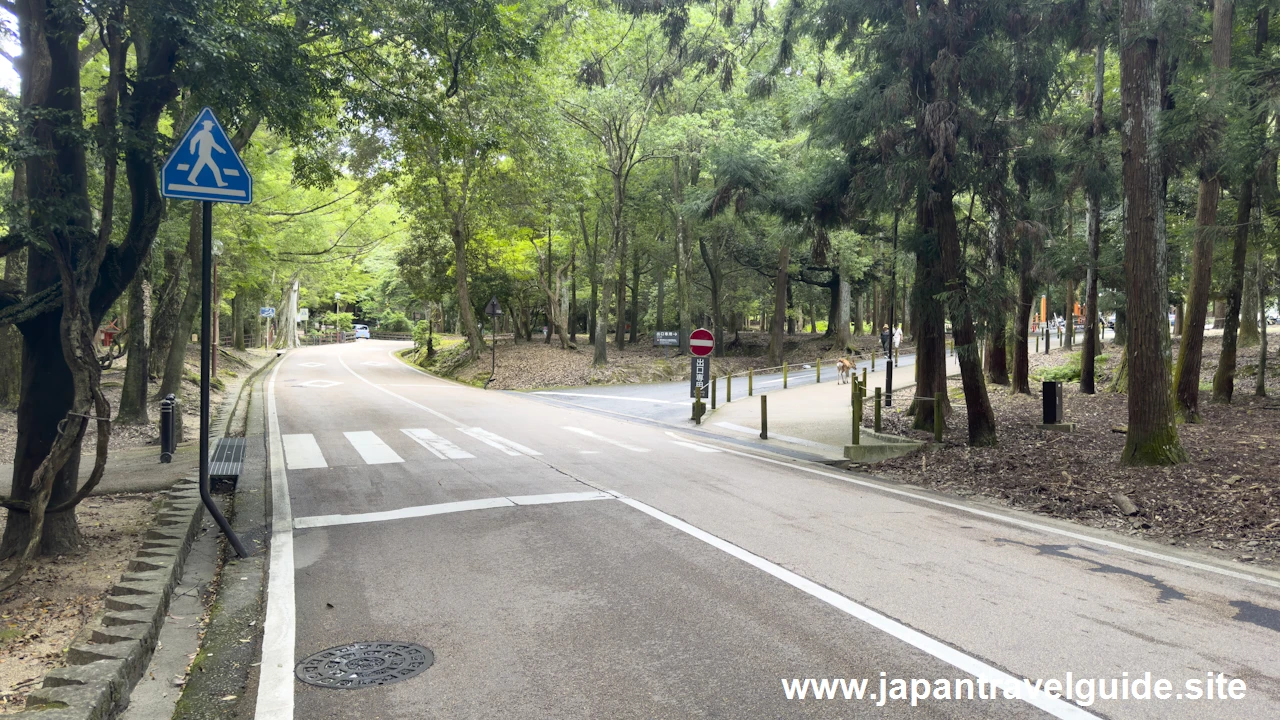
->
(984, 207, 1009, 386)
(615, 227, 627, 350)
(1012, 224, 1034, 395)
(699, 237, 724, 356)
(836, 274, 851, 351)
(232, 292, 245, 351)
(1120, 0, 1188, 465)
(936, 186, 996, 446)
(1082, 38, 1106, 394)
(912, 236, 950, 424)
(1173, 0, 1233, 422)
(148, 249, 183, 379)
(160, 205, 203, 402)
(116, 269, 151, 425)
(1213, 180, 1254, 402)
(767, 244, 789, 366)
(1214, 11, 1268, 400)
(655, 263, 665, 333)
(452, 218, 486, 358)
(1241, 256, 1259, 346)
(0, 249, 23, 411)
(1257, 249, 1269, 396)
(629, 244, 640, 344)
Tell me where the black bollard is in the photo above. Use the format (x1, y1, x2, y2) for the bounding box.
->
(159, 393, 177, 463)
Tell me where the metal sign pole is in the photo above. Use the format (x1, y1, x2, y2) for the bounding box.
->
(201, 201, 248, 558)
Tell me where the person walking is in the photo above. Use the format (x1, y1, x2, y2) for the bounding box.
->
(893, 323, 902, 351)
(880, 324, 892, 359)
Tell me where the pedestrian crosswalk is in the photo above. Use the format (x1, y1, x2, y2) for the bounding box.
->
(280, 426, 722, 469)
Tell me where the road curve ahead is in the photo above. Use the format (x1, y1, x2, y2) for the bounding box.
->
(253, 339, 1280, 720)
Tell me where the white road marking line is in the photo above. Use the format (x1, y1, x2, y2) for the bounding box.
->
(298, 362, 324, 368)
(579, 450, 601, 454)
(337, 353, 462, 425)
(343, 431, 404, 465)
(458, 427, 541, 456)
(402, 428, 474, 460)
(508, 491, 615, 505)
(281, 433, 327, 470)
(563, 426, 649, 452)
(294, 492, 614, 529)
(669, 434, 1280, 591)
(671, 440, 720, 453)
(617, 496, 1099, 720)
(257, 359, 294, 720)
(297, 379, 342, 388)
(713, 422, 825, 448)
(532, 391, 684, 405)
(375, 383, 453, 388)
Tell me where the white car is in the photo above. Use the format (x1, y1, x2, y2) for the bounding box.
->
(353, 324, 370, 339)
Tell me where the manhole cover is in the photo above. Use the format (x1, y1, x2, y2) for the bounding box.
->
(295, 642, 434, 689)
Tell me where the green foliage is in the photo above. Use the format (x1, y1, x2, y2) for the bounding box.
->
(380, 312, 412, 332)
(412, 320, 432, 351)
(325, 312, 354, 331)
(1033, 353, 1110, 384)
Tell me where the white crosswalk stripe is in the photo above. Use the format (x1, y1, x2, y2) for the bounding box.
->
(457, 427, 542, 456)
(563, 426, 649, 452)
(282, 433, 327, 469)
(344, 431, 404, 465)
(401, 428, 475, 459)
(670, 440, 720, 453)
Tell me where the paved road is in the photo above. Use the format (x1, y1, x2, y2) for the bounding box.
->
(254, 339, 1278, 720)
(524, 328, 1113, 425)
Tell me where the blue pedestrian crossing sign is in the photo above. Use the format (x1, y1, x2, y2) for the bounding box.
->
(161, 108, 252, 204)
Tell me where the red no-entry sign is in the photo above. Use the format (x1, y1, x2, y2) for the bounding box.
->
(690, 328, 714, 357)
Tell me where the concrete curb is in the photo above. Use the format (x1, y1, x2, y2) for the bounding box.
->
(17, 479, 206, 719)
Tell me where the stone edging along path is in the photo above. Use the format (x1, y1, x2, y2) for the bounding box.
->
(13, 351, 279, 719)
(16, 480, 204, 719)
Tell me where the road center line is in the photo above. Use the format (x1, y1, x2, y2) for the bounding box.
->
(617, 496, 1099, 720)
(338, 352, 462, 425)
(294, 491, 615, 529)
(256, 359, 295, 720)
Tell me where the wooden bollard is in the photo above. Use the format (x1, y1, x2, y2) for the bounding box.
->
(692, 384, 703, 424)
(861, 367, 867, 388)
(872, 352, 876, 370)
(1035, 335, 1040, 353)
(933, 390, 944, 443)
(874, 387, 882, 433)
(895, 347, 899, 367)
(760, 395, 768, 439)
(710, 375, 717, 410)
(748, 368, 754, 396)
(852, 392, 861, 445)
(726, 374, 731, 403)
(816, 358, 821, 383)
(783, 362, 788, 388)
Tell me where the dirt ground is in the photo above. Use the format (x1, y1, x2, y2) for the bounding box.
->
(873, 331, 1280, 568)
(0, 493, 158, 712)
(432, 330, 898, 390)
(0, 344, 267, 466)
(0, 343, 266, 709)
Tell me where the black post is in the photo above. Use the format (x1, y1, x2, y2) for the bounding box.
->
(201, 201, 248, 559)
(491, 316, 496, 378)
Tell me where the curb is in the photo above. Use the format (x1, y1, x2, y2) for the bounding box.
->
(16, 479, 206, 719)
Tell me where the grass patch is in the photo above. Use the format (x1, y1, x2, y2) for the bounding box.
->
(1032, 352, 1109, 383)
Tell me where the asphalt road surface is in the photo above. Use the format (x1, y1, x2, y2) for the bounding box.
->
(525, 327, 1111, 425)
(255, 339, 1278, 720)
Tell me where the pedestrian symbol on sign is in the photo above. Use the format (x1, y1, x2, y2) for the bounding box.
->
(161, 108, 253, 204)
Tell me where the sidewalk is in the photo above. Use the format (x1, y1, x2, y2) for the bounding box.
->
(702, 352, 962, 461)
